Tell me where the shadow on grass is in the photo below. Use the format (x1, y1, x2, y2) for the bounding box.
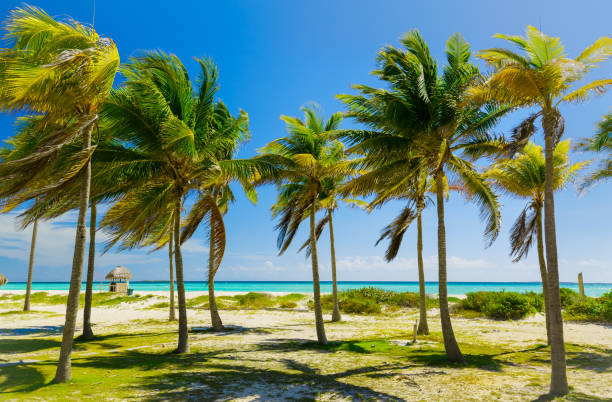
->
(254, 338, 510, 371)
(532, 391, 608, 401)
(0, 363, 47, 393)
(0, 338, 60, 354)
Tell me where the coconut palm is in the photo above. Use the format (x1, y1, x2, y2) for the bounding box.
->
(97, 52, 267, 346)
(345, 166, 440, 335)
(338, 31, 509, 362)
(259, 104, 351, 344)
(473, 27, 612, 394)
(0, 6, 119, 382)
(577, 111, 611, 189)
(486, 140, 587, 344)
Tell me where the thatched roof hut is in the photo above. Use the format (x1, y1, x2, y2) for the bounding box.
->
(105, 266, 132, 281)
(105, 266, 132, 293)
(0, 273, 7, 287)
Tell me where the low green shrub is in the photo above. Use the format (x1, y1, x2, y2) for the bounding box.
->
(559, 288, 581, 308)
(460, 291, 541, 320)
(564, 290, 612, 323)
(279, 301, 297, 309)
(233, 292, 274, 309)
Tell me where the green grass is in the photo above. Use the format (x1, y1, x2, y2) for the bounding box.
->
(0, 292, 157, 308)
(1, 317, 610, 400)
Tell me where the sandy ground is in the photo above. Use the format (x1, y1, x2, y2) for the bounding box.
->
(1, 290, 611, 400)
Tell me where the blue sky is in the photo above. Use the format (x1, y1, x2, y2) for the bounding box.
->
(0, 0, 611, 283)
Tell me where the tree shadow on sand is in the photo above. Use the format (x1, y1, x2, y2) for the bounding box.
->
(68, 347, 412, 400)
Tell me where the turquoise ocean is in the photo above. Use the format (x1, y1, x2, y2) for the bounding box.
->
(2, 281, 610, 297)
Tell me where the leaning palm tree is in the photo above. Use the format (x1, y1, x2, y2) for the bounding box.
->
(577, 110, 611, 189)
(486, 140, 587, 345)
(338, 31, 509, 362)
(98, 52, 266, 348)
(0, 6, 119, 382)
(472, 27, 612, 395)
(259, 104, 350, 344)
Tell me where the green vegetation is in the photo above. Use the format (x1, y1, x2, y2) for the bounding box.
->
(183, 292, 307, 310)
(458, 288, 612, 323)
(564, 290, 612, 323)
(0, 292, 156, 307)
(311, 287, 441, 315)
(460, 291, 543, 320)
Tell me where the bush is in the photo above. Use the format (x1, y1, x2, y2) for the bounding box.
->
(234, 292, 274, 309)
(559, 288, 580, 308)
(279, 301, 297, 309)
(341, 297, 381, 314)
(460, 291, 540, 320)
(564, 290, 612, 323)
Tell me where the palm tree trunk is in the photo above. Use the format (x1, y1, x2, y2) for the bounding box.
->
(328, 209, 341, 322)
(416, 212, 429, 335)
(174, 196, 189, 353)
(168, 230, 176, 321)
(436, 174, 464, 363)
(23, 212, 38, 312)
(542, 109, 569, 395)
(82, 201, 97, 340)
(208, 221, 224, 331)
(310, 198, 327, 344)
(536, 209, 551, 345)
(54, 121, 93, 383)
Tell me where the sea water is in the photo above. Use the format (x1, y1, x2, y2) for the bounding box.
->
(1, 281, 610, 297)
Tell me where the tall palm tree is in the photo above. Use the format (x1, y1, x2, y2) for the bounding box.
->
(98, 52, 264, 348)
(344, 166, 439, 335)
(0, 126, 40, 313)
(0, 6, 119, 382)
(338, 31, 509, 362)
(472, 27, 612, 394)
(259, 104, 349, 344)
(486, 140, 587, 344)
(577, 110, 611, 189)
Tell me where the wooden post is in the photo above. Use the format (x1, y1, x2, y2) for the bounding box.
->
(412, 321, 418, 344)
(578, 272, 585, 298)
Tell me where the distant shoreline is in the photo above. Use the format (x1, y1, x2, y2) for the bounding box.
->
(1, 280, 610, 297)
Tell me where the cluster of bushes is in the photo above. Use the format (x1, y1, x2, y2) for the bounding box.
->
(314, 287, 440, 315)
(0, 291, 155, 307)
(458, 288, 612, 322)
(459, 291, 543, 320)
(182, 292, 306, 310)
(564, 290, 612, 322)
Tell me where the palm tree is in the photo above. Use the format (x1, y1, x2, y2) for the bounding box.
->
(259, 104, 349, 344)
(345, 166, 438, 335)
(486, 140, 587, 344)
(472, 27, 612, 395)
(0, 6, 119, 382)
(98, 52, 265, 347)
(338, 31, 509, 362)
(168, 229, 176, 321)
(577, 111, 611, 189)
(0, 128, 40, 313)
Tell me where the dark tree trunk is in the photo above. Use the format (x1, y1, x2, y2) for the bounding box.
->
(310, 198, 327, 344)
(436, 174, 464, 363)
(174, 197, 189, 353)
(208, 221, 224, 331)
(416, 212, 429, 335)
(536, 209, 551, 345)
(168, 230, 176, 321)
(23, 212, 38, 312)
(328, 209, 341, 322)
(82, 201, 97, 340)
(54, 121, 93, 383)
(542, 109, 569, 395)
